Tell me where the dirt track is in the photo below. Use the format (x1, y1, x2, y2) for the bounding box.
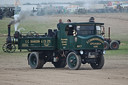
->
(0, 13, 128, 85)
(0, 53, 128, 85)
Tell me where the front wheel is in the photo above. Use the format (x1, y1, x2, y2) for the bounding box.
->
(2, 43, 7, 52)
(66, 52, 81, 70)
(6, 43, 16, 53)
(90, 55, 104, 69)
(28, 52, 45, 69)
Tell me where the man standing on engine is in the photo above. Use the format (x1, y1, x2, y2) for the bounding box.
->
(57, 19, 63, 30)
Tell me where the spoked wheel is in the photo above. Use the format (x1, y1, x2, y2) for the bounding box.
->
(90, 55, 104, 69)
(3, 43, 16, 53)
(2, 43, 7, 52)
(66, 52, 81, 70)
(28, 52, 45, 69)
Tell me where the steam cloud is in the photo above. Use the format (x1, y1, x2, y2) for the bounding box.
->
(8, 11, 30, 31)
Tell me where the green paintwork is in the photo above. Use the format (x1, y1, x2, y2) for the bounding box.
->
(57, 22, 104, 50)
(68, 55, 77, 68)
(18, 22, 104, 51)
(18, 37, 56, 50)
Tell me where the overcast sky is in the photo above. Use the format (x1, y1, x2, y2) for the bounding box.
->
(1, 0, 127, 5)
(0, 0, 114, 4)
(1, 0, 80, 4)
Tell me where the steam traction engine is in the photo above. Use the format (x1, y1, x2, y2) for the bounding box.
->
(2, 25, 18, 53)
(103, 27, 120, 50)
(2, 21, 106, 70)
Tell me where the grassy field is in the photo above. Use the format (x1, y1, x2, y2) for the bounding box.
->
(0, 14, 128, 56)
(106, 41, 128, 56)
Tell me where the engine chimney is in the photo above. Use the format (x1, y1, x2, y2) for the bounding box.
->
(8, 25, 11, 37)
(6, 25, 11, 43)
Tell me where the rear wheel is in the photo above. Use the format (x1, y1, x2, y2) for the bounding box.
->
(90, 55, 104, 69)
(66, 52, 81, 70)
(104, 41, 109, 50)
(110, 41, 119, 50)
(28, 52, 45, 69)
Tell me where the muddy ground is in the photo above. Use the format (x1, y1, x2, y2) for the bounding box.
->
(0, 13, 128, 85)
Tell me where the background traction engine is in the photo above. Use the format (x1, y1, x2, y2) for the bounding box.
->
(2, 25, 20, 53)
(103, 27, 120, 50)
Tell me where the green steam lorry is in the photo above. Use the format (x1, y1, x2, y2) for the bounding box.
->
(3, 21, 105, 70)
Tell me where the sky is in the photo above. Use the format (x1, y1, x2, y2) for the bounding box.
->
(0, 0, 113, 4)
(1, 0, 128, 5)
(1, 0, 80, 4)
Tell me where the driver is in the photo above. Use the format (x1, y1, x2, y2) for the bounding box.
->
(89, 17, 95, 22)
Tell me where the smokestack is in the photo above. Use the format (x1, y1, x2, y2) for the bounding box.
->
(6, 25, 12, 43)
(8, 25, 11, 37)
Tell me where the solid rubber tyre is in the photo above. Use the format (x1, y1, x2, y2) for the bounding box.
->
(66, 52, 81, 70)
(28, 52, 45, 69)
(90, 55, 104, 69)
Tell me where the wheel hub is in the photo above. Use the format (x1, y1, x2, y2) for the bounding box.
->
(68, 55, 77, 67)
(31, 55, 37, 66)
(113, 43, 117, 48)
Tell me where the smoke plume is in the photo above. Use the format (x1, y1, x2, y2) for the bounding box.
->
(9, 11, 30, 31)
